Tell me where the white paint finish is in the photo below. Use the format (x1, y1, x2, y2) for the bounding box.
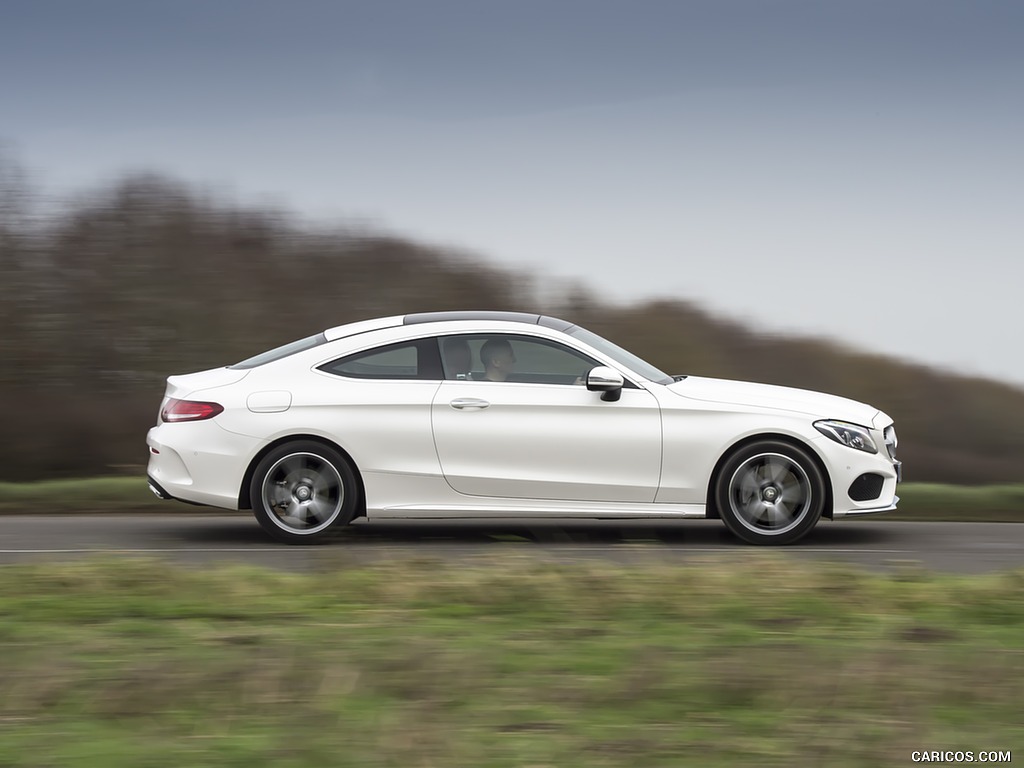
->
(810, 433, 901, 516)
(654, 405, 796, 504)
(358, 471, 704, 519)
(294, 378, 444, 478)
(323, 315, 404, 341)
(873, 410, 895, 430)
(164, 367, 251, 399)
(371, 502, 707, 519)
(667, 376, 879, 425)
(145, 313, 902, 536)
(246, 390, 292, 413)
(431, 381, 661, 502)
(148, 420, 262, 508)
(360, 471, 460, 515)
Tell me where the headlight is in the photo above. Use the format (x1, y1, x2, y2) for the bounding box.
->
(814, 420, 878, 454)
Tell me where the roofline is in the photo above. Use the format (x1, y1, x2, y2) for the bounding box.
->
(402, 310, 575, 332)
(323, 315, 404, 341)
(323, 311, 578, 342)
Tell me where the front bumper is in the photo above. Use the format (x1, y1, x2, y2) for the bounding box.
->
(811, 433, 901, 519)
(838, 494, 900, 517)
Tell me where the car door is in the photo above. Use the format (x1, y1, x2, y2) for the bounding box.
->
(431, 333, 662, 502)
(308, 337, 444, 479)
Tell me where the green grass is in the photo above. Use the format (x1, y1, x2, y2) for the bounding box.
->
(888, 483, 1024, 521)
(0, 555, 1021, 767)
(3, 478, 1023, 521)
(0, 477, 182, 514)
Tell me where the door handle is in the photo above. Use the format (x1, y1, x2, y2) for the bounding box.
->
(450, 397, 490, 410)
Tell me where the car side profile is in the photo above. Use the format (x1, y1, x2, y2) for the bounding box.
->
(146, 311, 901, 545)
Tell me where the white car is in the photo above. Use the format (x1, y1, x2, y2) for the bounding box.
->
(146, 311, 901, 545)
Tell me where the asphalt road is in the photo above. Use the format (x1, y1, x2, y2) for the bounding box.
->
(2, 515, 1023, 573)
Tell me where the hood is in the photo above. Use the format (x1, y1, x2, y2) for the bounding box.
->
(165, 367, 251, 399)
(667, 376, 879, 426)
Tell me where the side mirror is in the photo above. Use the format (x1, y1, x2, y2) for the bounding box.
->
(586, 366, 624, 402)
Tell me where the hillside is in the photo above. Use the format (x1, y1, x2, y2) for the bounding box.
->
(1, 172, 1022, 483)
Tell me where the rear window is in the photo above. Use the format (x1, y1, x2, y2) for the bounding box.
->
(318, 339, 443, 380)
(229, 333, 328, 370)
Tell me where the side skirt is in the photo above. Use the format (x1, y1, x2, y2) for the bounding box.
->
(368, 502, 708, 520)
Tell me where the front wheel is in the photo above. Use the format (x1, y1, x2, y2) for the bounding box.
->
(250, 441, 360, 544)
(714, 440, 826, 545)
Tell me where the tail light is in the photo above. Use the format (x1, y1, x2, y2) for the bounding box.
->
(161, 398, 224, 423)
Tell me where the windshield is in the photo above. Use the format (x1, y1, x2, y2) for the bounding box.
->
(228, 333, 328, 369)
(568, 326, 673, 385)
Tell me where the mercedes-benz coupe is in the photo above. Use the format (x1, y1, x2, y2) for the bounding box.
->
(146, 311, 901, 545)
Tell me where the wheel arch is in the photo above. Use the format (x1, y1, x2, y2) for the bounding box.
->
(238, 434, 367, 518)
(705, 432, 834, 521)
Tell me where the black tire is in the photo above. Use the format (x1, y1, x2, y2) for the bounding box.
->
(250, 441, 360, 544)
(714, 440, 826, 545)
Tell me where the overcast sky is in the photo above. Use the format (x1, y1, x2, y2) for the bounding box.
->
(3, 0, 1023, 385)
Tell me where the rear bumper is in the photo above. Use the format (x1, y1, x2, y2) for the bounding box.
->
(146, 475, 207, 506)
(146, 422, 260, 510)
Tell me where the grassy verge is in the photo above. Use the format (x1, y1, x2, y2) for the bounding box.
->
(886, 483, 1024, 522)
(3, 478, 1023, 521)
(0, 477, 171, 515)
(0, 556, 1021, 767)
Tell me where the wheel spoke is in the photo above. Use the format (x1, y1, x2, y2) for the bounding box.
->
(275, 500, 304, 527)
(765, 505, 786, 527)
(307, 497, 334, 522)
(279, 456, 303, 478)
(776, 499, 795, 521)
(312, 474, 337, 496)
(780, 480, 803, 506)
(765, 457, 788, 484)
(739, 498, 758, 519)
(739, 472, 759, 500)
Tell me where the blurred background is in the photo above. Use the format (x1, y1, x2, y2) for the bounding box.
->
(2, 0, 1023, 484)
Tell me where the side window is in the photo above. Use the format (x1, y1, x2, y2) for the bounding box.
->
(319, 339, 443, 380)
(440, 336, 477, 380)
(440, 334, 599, 385)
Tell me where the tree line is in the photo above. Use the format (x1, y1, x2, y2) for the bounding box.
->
(2, 164, 1022, 484)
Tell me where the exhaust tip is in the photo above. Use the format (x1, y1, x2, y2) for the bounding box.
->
(147, 478, 172, 500)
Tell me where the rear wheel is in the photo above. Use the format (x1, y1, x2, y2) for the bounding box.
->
(714, 440, 826, 545)
(250, 441, 359, 544)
